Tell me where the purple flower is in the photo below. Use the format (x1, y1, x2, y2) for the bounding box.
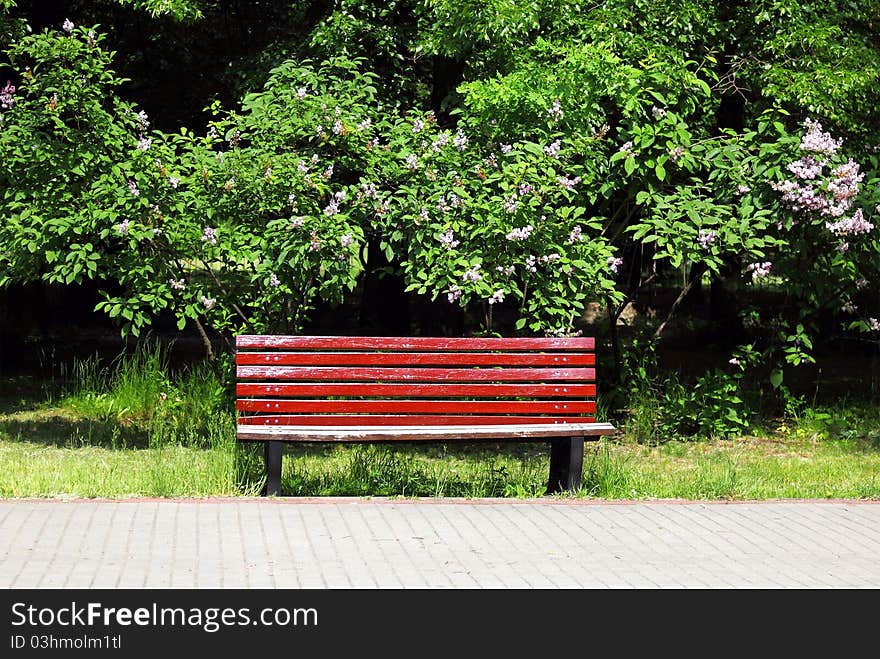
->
(503, 195, 520, 214)
(669, 146, 685, 161)
(412, 118, 425, 134)
(332, 120, 344, 135)
(567, 226, 583, 244)
(524, 255, 538, 273)
(169, 278, 186, 290)
(697, 229, 716, 249)
(127, 180, 140, 197)
(619, 141, 638, 158)
(447, 285, 462, 303)
(496, 265, 515, 276)
(269, 273, 280, 287)
(869, 318, 880, 332)
(746, 261, 772, 280)
(543, 140, 562, 158)
(168, 176, 180, 189)
(547, 99, 564, 122)
(800, 118, 841, 155)
(651, 106, 667, 119)
(309, 232, 322, 252)
(136, 111, 150, 130)
(786, 155, 824, 180)
(62, 19, 74, 33)
(115, 219, 131, 236)
(200, 296, 216, 311)
(558, 175, 581, 190)
(736, 184, 751, 195)
(607, 256, 623, 273)
(136, 135, 152, 151)
(500, 143, 513, 154)
(296, 87, 308, 100)
(340, 232, 353, 248)
(438, 229, 460, 250)
(506, 225, 533, 241)
(432, 132, 449, 152)
(462, 264, 482, 282)
(826, 209, 874, 237)
(453, 129, 468, 151)
(488, 289, 505, 305)
(728, 357, 740, 366)
(201, 226, 218, 245)
(0, 81, 15, 110)
(405, 154, 419, 171)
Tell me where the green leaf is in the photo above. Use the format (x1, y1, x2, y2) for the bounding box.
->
(769, 369, 783, 389)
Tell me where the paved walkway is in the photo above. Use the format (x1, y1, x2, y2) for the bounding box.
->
(1, 499, 878, 588)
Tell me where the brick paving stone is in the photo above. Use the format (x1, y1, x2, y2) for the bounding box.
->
(1, 500, 879, 588)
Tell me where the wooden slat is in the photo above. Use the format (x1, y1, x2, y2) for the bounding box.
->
(236, 335, 595, 351)
(236, 366, 595, 382)
(237, 415, 596, 426)
(237, 399, 596, 414)
(236, 383, 597, 398)
(236, 422, 617, 442)
(236, 351, 595, 367)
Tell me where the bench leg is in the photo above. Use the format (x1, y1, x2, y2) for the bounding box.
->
(547, 436, 584, 494)
(264, 441, 283, 497)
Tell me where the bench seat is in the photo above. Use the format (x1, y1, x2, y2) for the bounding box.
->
(235, 335, 615, 496)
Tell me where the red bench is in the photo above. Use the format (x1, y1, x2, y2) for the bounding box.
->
(235, 335, 616, 496)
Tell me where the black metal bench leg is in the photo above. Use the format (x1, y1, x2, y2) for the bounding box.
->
(547, 436, 585, 494)
(264, 441, 283, 497)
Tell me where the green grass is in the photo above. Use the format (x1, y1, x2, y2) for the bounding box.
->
(0, 348, 879, 499)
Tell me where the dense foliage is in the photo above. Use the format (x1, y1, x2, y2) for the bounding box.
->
(1, 0, 878, 432)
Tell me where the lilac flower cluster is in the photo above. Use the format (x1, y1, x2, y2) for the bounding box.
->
(772, 157, 863, 220)
(697, 229, 716, 249)
(127, 180, 140, 197)
(169, 278, 186, 290)
(567, 226, 583, 244)
(200, 296, 216, 311)
(870, 318, 880, 332)
(543, 140, 562, 158)
(669, 146, 685, 162)
(651, 106, 667, 120)
(438, 229, 460, 249)
(558, 175, 581, 190)
(136, 135, 152, 151)
(412, 118, 425, 134)
(115, 219, 131, 236)
(547, 99, 564, 122)
(447, 285, 462, 303)
(800, 118, 841, 155)
(506, 225, 533, 241)
(746, 261, 772, 280)
(63, 19, 74, 33)
(201, 226, 218, 245)
(269, 273, 280, 287)
(825, 208, 874, 237)
(432, 132, 449, 152)
(309, 231, 322, 252)
(453, 129, 468, 151)
(619, 141, 638, 158)
(168, 176, 180, 188)
(607, 256, 623, 273)
(324, 190, 345, 217)
(786, 155, 823, 180)
(488, 289, 505, 305)
(496, 265, 515, 276)
(0, 82, 14, 110)
(405, 154, 419, 171)
(462, 264, 482, 281)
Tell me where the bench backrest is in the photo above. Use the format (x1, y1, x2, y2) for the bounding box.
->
(235, 336, 597, 427)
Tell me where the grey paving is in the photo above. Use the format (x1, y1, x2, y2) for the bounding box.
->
(1, 499, 878, 588)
